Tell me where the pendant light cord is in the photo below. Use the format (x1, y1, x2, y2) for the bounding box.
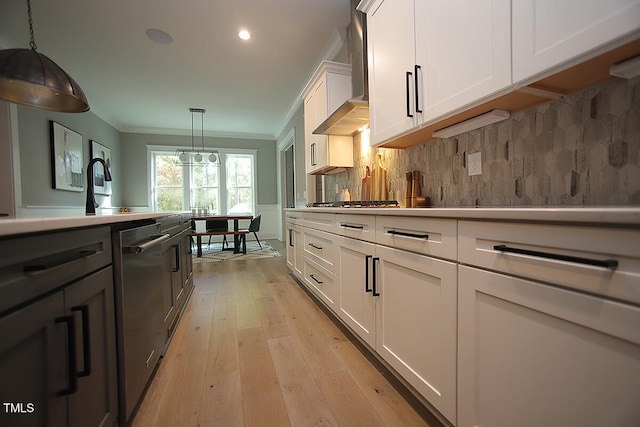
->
(27, 0, 37, 51)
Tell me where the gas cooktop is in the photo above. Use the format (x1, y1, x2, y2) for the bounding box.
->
(307, 200, 399, 208)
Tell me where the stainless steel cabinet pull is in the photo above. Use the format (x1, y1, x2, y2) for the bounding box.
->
(309, 274, 323, 284)
(311, 143, 317, 166)
(72, 305, 92, 377)
(365, 255, 372, 293)
(308, 243, 323, 250)
(24, 250, 97, 272)
(372, 257, 380, 297)
(493, 245, 618, 269)
(406, 71, 413, 118)
(56, 315, 78, 396)
(387, 229, 429, 239)
(125, 234, 170, 253)
(341, 223, 364, 230)
(414, 64, 422, 113)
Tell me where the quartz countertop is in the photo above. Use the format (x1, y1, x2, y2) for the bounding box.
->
(0, 212, 181, 237)
(286, 206, 640, 226)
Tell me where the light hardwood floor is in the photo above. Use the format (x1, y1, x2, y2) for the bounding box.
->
(131, 240, 442, 427)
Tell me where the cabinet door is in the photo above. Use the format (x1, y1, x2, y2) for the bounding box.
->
(65, 267, 118, 427)
(366, 0, 420, 146)
(162, 243, 177, 334)
(0, 292, 67, 427)
(337, 237, 377, 347)
(458, 265, 640, 427)
(293, 228, 304, 278)
(418, 0, 511, 121)
(305, 80, 328, 173)
(375, 246, 457, 424)
(513, 0, 640, 83)
(286, 224, 295, 270)
(171, 242, 186, 311)
(180, 232, 193, 298)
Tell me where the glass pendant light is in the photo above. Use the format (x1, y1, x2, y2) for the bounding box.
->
(0, 0, 89, 112)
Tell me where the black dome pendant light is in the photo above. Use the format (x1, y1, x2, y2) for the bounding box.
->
(0, 0, 89, 112)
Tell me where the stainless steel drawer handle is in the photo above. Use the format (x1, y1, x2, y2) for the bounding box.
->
(125, 234, 170, 253)
(341, 223, 364, 230)
(308, 243, 323, 250)
(493, 245, 618, 269)
(387, 230, 429, 239)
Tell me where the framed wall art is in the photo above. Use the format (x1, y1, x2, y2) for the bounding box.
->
(90, 140, 112, 195)
(50, 121, 84, 192)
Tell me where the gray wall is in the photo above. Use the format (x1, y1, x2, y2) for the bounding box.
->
(327, 77, 640, 206)
(15, 105, 122, 208)
(120, 132, 277, 208)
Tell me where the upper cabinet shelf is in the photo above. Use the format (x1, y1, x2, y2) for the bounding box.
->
(358, 0, 640, 149)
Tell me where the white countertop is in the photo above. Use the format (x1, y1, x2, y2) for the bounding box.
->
(286, 206, 640, 226)
(0, 212, 178, 237)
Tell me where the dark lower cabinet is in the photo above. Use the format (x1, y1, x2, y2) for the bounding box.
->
(0, 226, 117, 427)
(0, 267, 117, 427)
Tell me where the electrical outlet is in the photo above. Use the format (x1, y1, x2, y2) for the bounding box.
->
(468, 152, 482, 176)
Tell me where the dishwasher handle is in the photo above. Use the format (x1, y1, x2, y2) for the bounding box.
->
(125, 234, 170, 254)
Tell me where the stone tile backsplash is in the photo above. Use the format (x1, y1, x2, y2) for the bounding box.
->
(326, 77, 640, 206)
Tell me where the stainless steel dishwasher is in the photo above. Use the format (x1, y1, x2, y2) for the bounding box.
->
(111, 221, 169, 424)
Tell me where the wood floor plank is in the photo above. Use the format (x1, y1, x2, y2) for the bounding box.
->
(237, 327, 291, 427)
(268, 335, 338, 426)
(255, 296, 290, 339)
(197, 299, 244, 427)
(316, 370, 387, 427)
(330, 340, 432, 427)
(267, 281, 345, 377)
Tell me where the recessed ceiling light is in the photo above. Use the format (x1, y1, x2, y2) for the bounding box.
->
(146, 28, 173, 45)
(238, 30, 251, 40)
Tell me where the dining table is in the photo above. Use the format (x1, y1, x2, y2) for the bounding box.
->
(191, 214, 253, 257)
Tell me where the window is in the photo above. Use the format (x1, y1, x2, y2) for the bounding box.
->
(150, 148, 255, 214)
(226, 154, 254, 214)
(191, 160, 220, 213)
(152, 153, 184, 211)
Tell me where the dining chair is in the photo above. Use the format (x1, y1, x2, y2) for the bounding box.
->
(206, 219, 228, 248)
(241, 215, 262, 249)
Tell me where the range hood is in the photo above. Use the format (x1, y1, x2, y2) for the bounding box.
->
(314, 0, 369, 136)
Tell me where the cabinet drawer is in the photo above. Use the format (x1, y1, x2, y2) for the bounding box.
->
(303, 229, 336, 273)
(458, 221, 640, 304)
(303, 257, 337, 308)
(376, 216, 457, 260)
(285, 212, 302, 225)
(336, 214, 376, 241)
(302, 212, 336, 234)
(0, 226, 112, 313)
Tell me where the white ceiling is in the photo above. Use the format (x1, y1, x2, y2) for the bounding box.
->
(0, 0, 352, 140)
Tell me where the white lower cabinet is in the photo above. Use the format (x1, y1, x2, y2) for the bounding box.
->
(458, 265, 640, 427)
(337, 237, 377, 347)
(337, 234, 457, 423)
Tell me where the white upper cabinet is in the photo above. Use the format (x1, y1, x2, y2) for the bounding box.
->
(512, 0, 640, 84)
(363, 0, 419, 145)
(417, 0, 511, 122)
(360, 0, 512, 146)
(302, 61, 354, 175)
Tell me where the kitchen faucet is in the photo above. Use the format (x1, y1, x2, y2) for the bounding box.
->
(86, 158, 112, 215)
